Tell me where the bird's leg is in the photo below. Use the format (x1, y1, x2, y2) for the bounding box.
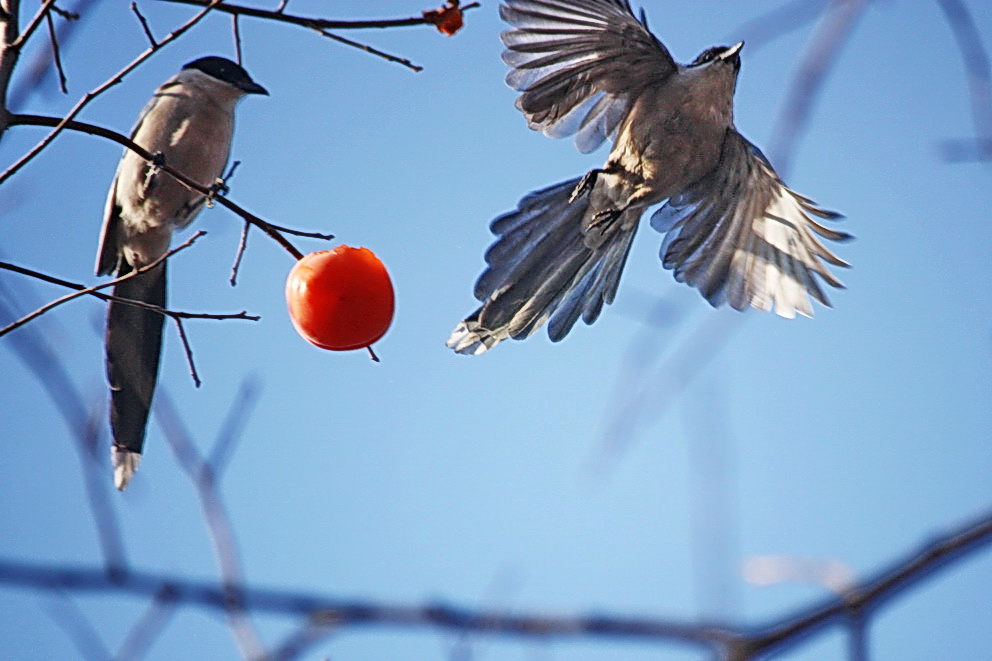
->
(587, 206, 627, 234)
(141, 151, 167, 198)
(569, 168, 604, 204)
(586, 170, 656, 234)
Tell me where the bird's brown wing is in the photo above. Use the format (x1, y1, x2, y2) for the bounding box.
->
(651, 130, 851, 318)
(501, 0, 677, 153)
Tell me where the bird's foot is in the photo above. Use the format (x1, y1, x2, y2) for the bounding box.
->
(569, 169, 602, 204)
(588, 208, 623, 234)
(150, 151, 166, 167)
(205, 177, 229, 208)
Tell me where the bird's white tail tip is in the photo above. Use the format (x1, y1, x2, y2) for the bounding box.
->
(446, 321, 501, 356)
(112, 447, 142, 491)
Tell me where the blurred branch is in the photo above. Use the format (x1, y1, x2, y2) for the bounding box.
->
(588, 312, 743, 480)
(0, 287, 128, 574)
(936, 0, 992, 163)
(726, 0, 828, 52)
(7, 113, 333, 259)
(42, 596, 111, 661)
(208, 375, 261, 476)
(767, 0, 870, 173)
(114, 585, 179, 661)
(155, 388, 267, 660)
(2, 509, 989, 658)
(736, 508, 992, 659)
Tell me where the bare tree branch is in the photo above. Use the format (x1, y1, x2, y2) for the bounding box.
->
(7, 0, 98, 109)
(0, 0, 224, 181)
(43, 4, 67, 93)
(7, 113, 334, 258)
(313, 27, 423, 72)
(2, 508, 989, 658)
(158, 0, 481, 31)
(130, 1, 158, 48)
(0, 232, 260, 339)
(158, 0, 483, 71)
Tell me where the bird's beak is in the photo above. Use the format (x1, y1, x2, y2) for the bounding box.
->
(241, 81, 269, 95)
(719, 41, 744, 60)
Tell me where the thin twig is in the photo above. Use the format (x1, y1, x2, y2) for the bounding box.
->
(50, 4, 79, 20)
(314, 27, 422, 72)
(231, 12, 241, 65)
(158, 0, 481, 31)
(7, 0, 98, 110)
(130, 1, 158, 48)
(0, 260, 260, 331)
(44, 6, 68, 93)
(173, 317, 201, 387)
(229, 220, 250, 286)
(0, 231, 256, 337)
(10, 0, 59, 50)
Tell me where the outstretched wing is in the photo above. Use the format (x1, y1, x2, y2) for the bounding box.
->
(651, 130, 852, 318)
(501, 0, 677, 153)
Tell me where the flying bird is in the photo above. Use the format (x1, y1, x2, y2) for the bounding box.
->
(447, 0, 850, 355)
(97, 56, 267, 490)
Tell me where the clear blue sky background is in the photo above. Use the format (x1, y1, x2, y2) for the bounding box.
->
(1, 1, 990, 659)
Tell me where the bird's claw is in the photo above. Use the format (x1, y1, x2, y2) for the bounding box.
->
(150, 151, 166, 167)
(210, 177, 230, 197)
(569, 170, 600, 204)
(588, 208, 622, 234)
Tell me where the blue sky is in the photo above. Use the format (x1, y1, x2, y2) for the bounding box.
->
(1, 1, 990, 659)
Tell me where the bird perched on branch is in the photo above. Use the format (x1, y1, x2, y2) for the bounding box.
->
(96, 56, 267, 490)
(447, 0, 851, 355)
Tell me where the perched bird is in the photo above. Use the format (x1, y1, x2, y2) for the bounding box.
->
(97, 56, 267, 490)
(447, 0, 851, 355)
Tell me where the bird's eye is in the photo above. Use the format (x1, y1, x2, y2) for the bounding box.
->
(692, 49, 719, 66)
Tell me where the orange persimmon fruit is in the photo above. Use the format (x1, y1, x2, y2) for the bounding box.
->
(286, 246, 395, 351)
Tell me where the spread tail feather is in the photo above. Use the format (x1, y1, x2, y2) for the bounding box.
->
(106, 261, 166, 490)
(447, 177, 639, 355)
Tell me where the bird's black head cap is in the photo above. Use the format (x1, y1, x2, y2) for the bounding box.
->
(690, 42, 744, 72)
(183, 56, 268, 95)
